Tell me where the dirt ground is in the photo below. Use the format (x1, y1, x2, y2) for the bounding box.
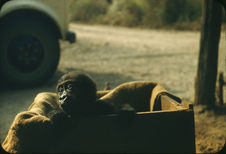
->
(0, 23, 225, 153)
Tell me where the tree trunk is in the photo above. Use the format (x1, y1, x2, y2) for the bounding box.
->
(194, 0, 222, 106)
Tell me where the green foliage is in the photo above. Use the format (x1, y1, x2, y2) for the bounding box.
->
(139, 0, 166, 26)
(162, 0, 186, 23)
(69, 0, 209, 30)
(185, 0, 202, 22)
(70, 0, 109, 23)
(140, 0, 202, 26)
(102, 0, 142, 27)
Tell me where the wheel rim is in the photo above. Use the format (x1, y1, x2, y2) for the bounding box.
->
(7, 35, 44, 73)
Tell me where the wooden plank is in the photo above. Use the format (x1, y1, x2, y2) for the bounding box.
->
(55, 109, 196, 153)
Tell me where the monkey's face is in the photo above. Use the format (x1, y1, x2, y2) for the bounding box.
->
(57, 72, 97, 115)
(57, 80, 78, 115)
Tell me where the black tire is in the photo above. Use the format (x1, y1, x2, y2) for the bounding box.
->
(0, 16, 60, 87)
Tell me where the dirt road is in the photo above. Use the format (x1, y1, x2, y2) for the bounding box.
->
(0, 23, 225, 153)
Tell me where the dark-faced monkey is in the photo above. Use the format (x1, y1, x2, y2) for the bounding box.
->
(55, 71, 133, 117)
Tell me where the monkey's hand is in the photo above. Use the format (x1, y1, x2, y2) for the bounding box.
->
(47, 110, 69, 126)
(117, 104, 136, 127)
(118, 104, 136, 116)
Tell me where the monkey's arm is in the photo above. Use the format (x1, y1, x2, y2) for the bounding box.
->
(47, 110, 70, 129)
(117, 103, 136, 119)
(94, 100, 136, 116)
(89, 100, 116, 115)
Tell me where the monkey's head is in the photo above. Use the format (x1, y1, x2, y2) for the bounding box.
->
(56, 71, 97, 115)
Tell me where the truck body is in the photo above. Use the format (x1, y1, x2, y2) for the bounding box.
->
(0, 0, 75, 86)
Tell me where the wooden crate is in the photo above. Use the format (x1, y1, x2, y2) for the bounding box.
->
(57, 95, 196, 153)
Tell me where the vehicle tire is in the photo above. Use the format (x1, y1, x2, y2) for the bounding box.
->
(0, 16, 60, 87)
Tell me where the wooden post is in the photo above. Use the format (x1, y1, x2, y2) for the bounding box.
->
(194, 0, 222, 106)
(218, 72, 225, 105)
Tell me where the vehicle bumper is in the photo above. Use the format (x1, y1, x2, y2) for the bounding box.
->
(66, 31, 76, 43)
